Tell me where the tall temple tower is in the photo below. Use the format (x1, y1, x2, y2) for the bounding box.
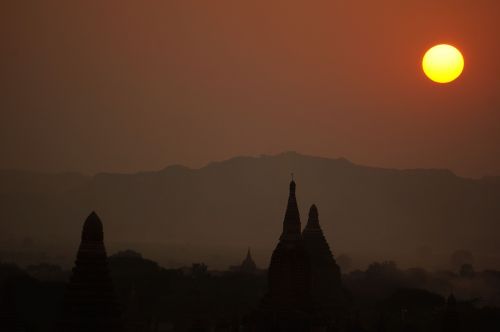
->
(58, 212, 122, 332)
(302, 204, 341, 307)
(265, 179, 311, 310)
(255, 179, 315, 331)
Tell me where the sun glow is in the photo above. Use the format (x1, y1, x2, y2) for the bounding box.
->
(422, 44, 464, 84)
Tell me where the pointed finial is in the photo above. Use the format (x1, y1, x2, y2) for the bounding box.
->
(289, 173, 296, 194)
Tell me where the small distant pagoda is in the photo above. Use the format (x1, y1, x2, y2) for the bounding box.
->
(230, 248, 258, 274)
(58, 212, 122, 332)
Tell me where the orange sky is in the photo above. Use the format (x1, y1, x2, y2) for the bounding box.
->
(1, 0, 499, 176)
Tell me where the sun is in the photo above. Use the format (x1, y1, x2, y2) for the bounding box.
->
(422, 44, 464, 84)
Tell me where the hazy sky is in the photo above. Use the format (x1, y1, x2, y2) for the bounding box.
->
(1, 0, 499, 176)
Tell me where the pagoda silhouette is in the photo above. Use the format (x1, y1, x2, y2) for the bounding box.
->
(240, 248, 258, 273)
(303, 204, 342, 310)
(230, 248, 259, 274)
(253, 178, 343, 331)
(263, 179, 311, 312)
(58, 212, 122, 332)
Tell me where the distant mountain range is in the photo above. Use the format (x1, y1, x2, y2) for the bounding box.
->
(1, 152, 499, 269)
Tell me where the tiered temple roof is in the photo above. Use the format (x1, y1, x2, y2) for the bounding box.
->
(302, 204, 341, 304)
(59, 212, 122, 332)
(263, 179, 311, 312)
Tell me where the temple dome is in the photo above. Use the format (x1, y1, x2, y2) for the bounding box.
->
(82, 211, 104, 241)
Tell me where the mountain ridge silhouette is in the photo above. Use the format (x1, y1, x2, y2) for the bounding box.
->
(1, 151, 499, 269)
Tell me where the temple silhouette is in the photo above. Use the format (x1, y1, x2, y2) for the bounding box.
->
(58, 212, 122, 332)
(253, 179, 343, 331)
(230, 248, 260, 274)
(22, 178, 473, 331)
(303, 204, 342, 310)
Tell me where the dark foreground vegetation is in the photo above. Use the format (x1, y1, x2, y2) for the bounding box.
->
(1, 251, 500, 331)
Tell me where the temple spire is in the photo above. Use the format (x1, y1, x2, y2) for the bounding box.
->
(306, 204, 320, 229)
(281, 178, 301, 240)
(246, 247, 252, 260)
(240, 247, 257, 272)
(302, 204, 342, 308)
(82, 211, 103, 241)
(59, 212, 122, 332)
(259, 179, 312, 328)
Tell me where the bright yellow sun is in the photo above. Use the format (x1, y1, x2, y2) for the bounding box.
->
(422, 44, 464, 84)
